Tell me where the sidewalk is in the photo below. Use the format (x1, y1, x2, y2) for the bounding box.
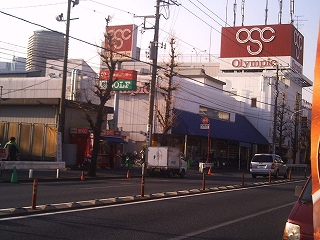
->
(0, 166, 145, 183)
(0, 165, 310, 183)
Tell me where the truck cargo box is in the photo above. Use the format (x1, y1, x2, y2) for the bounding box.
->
(147, 146, 180, 168)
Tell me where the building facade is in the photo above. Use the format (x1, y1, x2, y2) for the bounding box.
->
(26, 30, 64, 77)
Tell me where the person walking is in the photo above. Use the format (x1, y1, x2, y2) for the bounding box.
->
(109, 145, 115, 169)
(4, 137, 20, 161)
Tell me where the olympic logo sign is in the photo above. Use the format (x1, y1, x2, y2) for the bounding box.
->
(236, 27, 275, 55)
(293, 29, 303, 60)
(108, 26, 133, 51)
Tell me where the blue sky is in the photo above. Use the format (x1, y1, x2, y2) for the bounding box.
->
(0, 0, 319, 101)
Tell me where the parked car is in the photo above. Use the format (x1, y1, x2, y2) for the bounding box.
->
(283, 176, 313, 240)
(250, 153, 288, 178)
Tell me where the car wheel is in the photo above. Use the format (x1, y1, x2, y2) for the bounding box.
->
(252, 174, 256, 178)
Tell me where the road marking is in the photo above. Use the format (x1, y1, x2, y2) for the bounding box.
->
(80, 183, 138, 190)
(0, 181, 303, 221)
(167, 202, 295, 240)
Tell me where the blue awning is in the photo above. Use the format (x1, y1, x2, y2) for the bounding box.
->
(100, 136, 128, 144)
(172, 109, 269, 145)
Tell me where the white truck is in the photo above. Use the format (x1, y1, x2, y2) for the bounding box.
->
(146, 146, 187, 178)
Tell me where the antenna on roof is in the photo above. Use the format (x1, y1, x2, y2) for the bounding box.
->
(225, 0, 228, 27)
(265, 0, 268, 25)
(241, 0, 245, 26)
(290, 0, 295, 24)
(233, 0, 237, 27)
(278, 0, 283, 24)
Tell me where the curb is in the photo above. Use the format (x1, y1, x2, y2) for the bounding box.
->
(0, 178, 302, 219)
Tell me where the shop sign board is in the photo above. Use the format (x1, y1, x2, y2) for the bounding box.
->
(220, 24, 304, 68)
(105, 24, 138, 61)
(100, 70, 137, 81)
(200, 116, 210, 129)
(99, 69, 137, 91)
(100, 80, 137, 91)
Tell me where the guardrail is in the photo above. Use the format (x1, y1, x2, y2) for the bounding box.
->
(0, 161, 66, 178)
(285, 164, 308, 169)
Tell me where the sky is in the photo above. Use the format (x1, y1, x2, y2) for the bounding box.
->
(0, 0, 319, 102)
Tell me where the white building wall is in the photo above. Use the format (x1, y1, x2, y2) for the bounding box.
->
(217, 70, 305, 145)
(0, 76, 96, 102)
(172, 76, 239, 121)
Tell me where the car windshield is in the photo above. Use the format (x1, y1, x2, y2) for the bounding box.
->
(251, 155, 273, 163)
(300, 178, 312, 203)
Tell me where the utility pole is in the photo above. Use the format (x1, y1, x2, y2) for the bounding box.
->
(272, 64, 279, 154)
(293, 94, 301, 163)
(58, 0, 72, 144)
(146, 0, 161, 147)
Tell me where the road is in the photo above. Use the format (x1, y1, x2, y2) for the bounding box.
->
(0, 180, 304, 239)
(0, 170, 306, 209)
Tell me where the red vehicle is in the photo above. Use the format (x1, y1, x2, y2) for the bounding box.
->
(283, 176, 313, 240)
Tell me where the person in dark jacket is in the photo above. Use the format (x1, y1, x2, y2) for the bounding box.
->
(4, 137, 20, 161)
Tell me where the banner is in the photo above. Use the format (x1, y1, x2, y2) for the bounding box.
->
(311, 25, 320, 239)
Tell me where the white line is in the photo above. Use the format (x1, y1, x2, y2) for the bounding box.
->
(80, 184, 138, 190)
(167, 202, 295, 240)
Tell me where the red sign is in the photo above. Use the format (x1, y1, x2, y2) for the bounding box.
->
(201, 116, 209, 124)
(105, 24, 138, 61)
(220, 24, 304, 65)
(99, 70, 137, 81)
(70, 128, 89, 134)
(102, 130, 121, 137)
(0, 147, 8, 159)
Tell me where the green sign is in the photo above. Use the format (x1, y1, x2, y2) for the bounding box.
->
(101, 80, 137, 91)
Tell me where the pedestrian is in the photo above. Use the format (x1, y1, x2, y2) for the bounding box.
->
(4, 137, 20, 161)
(109, 145, 115, 169)
(140, 147, 146, 163)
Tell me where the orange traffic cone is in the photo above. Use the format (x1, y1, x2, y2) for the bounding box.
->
(126, 170, 131, 179)
(80, 171, 85, 181)
(207, 168, 211, 175)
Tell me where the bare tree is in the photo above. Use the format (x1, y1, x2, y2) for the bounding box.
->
(156, 38, 179, 146)
(77, 23, 118, 177)
(276, 92, 291, 158)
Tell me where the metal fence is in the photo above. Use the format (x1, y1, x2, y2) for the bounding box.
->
(0, 121, 57, 161)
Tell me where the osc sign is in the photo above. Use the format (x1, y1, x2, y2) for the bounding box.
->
(105, 24, 138, 62)
(220, 24, 304, 66)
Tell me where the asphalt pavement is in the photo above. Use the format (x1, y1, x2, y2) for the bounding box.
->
(0, 163, 310, 218)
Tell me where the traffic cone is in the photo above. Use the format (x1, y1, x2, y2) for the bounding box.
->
(11, 166, 18, 183)
(126, 170, 131, 179)
(80, 171, 85, 181)
(207, 168, 211, 175)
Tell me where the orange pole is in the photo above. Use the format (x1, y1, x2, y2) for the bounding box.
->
(241, 172, 245, 186)
(140, 163, 145, 197)
(268, 171, 271, 183)
(202, 172, 206, 190)
(31, 179, 38, 210)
